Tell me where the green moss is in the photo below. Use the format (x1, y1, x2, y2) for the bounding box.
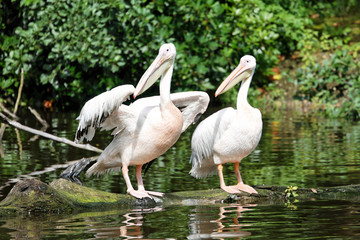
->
(50, 179, 156, 209)
(0, 179, 75, 214)
(50, 179, 126, 204)
(3, 178, 360, 216)
(168, 189, 227, 199)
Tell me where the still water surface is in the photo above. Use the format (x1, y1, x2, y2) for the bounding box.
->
(0, 109, 359, 239)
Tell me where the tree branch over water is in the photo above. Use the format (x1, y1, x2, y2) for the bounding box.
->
(0, 102, 19, 120)
(28, 107, 49, 128)
(0, 112, 103, 153)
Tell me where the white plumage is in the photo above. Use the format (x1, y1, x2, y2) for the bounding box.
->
(75, 43, 209, 199)
(190, 55, 262, 194)
(130, 91, 209, 133)
(75, 85, 135, 143)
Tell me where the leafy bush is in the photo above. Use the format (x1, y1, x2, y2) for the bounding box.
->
(1, 0, 320, 108)
(291, 48, 360, 120)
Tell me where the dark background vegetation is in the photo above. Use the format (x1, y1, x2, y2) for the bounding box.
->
(0, 0, 359, 119)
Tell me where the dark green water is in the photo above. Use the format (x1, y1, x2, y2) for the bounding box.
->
(0, 109, 360, 239)
(1, 201, 360, 239)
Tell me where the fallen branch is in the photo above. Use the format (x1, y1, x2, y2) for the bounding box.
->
(0, 112, 103, 153)
(29, 124, 47, 142)
(0, 102, 19, 120)
(28, 107, 49, 141)
(0, 103, 15, 140)
(0, 142, 4, 158)
(0, 124, 6, 141)
(28, 107, 49, 128)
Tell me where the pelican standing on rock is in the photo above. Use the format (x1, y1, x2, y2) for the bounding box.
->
(74, 43, 209, 199)
(189, 55, 262, 194)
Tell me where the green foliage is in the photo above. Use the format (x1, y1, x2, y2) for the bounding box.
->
(291, 47, 360, 120)
(0, 0, 22, 102)
(312, 0, 360, 17)
(1, 0, 318, 108)
(297, 30, 354, 66)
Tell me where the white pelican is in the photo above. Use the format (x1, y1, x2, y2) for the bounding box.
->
(189, 55, 262, 194)
(75, 43, 209, 199)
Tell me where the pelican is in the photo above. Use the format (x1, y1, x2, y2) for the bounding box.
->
(189, 55, 262, 194)
(75, 43, 209, 199)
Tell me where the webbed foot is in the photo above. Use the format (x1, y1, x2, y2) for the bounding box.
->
(235, 183, 258, 194)
(128, 189, 152, 199)
(221, 185, 242, 194)
(146, 191, 164, 197)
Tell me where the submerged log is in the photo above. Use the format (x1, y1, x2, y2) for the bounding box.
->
(1, 178, 360, 216)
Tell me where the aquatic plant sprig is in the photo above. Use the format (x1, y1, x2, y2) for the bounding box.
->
(285, 186, 299, 198)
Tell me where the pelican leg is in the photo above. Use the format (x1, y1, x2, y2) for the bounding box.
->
(135, 165, 146, 192)
(217, 164, 241, 194)
(135, 165, 164, 197)
(122, 165, 150, 199)
(234, 162, 258, 194)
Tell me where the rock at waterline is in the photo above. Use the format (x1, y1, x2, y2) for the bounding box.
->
(0, 178, 155, 215)
(2, 178, 360, 216)
(0, 178, 74, 214)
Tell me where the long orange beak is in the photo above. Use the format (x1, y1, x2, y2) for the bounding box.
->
(215, 63, 251, 97)
(134, 43, 175, 98)
(134, 54, 170, 99)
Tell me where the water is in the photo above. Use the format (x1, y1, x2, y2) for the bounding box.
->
(0, 109, 360, 239)
(1, 201, 360, 239)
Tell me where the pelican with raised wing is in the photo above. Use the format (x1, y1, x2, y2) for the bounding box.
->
(190, 55, 262, 194)
(74, 43, 209, 199)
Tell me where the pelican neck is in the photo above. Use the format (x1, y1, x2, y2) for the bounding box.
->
(159, 62, 174, 110)
(236, 75, 253, 109)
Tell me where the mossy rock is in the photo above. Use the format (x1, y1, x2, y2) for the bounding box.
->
(0, 178, 75, 215)
(2, 178, 360, 216)
(0, 178, 157, 216)
(50, 178, 157, 209)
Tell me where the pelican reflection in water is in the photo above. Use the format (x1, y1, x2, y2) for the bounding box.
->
(188, 204, 253, 239)
(87, 204, 253, 239)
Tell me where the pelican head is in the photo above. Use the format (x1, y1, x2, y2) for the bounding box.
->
(134, 43, 176, 98)
(215, 55, 256, 97)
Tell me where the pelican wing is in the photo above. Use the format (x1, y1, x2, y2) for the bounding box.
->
(130, 91, 210, 132)
(190, 107, 235, 178)
(75, 85, 135, 143)
(99, 104, 139, 136)
(171, 91, 210, 132)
